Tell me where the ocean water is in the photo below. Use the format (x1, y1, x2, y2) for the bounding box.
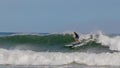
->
(0, 32, 120, 68)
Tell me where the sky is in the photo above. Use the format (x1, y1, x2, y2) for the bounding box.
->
(0, 0, 120, 34)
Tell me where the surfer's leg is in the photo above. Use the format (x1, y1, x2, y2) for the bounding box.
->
(75, 38, 80, 43)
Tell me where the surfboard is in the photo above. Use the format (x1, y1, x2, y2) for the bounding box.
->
(65, 40, 89, 48)
(72, 42, 85, 48)
(65, 42, 83, 48)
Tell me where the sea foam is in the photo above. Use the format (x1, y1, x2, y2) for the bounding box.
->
(79, 31, 120, 51)
(0, 48, 120, 66)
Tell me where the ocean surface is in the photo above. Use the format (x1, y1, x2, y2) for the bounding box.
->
(0, 32, 120, 68)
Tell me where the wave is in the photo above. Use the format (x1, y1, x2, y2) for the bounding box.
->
(0, 34, 74, 45)
(0, 48, 120, 66)
(78, 31, 120, 51)
(95, 32, 120, 51)
(0, 31, 120, 66)
(0, 31, 120, 52)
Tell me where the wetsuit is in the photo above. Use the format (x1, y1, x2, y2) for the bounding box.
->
(74, 33, 79, 39)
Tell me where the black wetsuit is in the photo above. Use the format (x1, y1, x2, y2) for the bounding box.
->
(74, 33, 79, 39)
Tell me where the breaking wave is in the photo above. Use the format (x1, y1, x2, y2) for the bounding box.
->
(79, 31, 120, 51)
(0, 31, 120, 51)
(0, 48, 120, 66)
(0, 31, 120, 66)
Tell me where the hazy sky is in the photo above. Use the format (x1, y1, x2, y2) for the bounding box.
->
(0, 0, 120, 33)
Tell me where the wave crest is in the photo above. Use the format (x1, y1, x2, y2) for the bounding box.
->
(79, 31, 120, 51)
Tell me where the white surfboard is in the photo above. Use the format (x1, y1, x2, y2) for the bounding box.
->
(65, 42, 84, 47)
(65, 40, 88, 48)
(65, 44, 73, 47)
(71, 39, 92, 48)
(72, 42, 85, 48)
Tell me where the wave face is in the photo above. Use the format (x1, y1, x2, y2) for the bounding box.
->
(0, 31, 120, 66)
(0, 34, 73, 45)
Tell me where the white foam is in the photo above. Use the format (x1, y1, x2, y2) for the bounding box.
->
(78, 31, 120, 51)
(0, 48, 120, 66)
(96, 33, 120, 51)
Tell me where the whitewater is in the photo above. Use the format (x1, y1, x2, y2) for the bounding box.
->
(0, 48, 120, 66)
(0, 31, 120, 68)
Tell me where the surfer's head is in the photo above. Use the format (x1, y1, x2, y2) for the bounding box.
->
(74, 32, 77, 34)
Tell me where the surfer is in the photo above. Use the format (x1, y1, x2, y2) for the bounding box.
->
(65, 32, 81, 47)
(73, 32, 80, 44)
